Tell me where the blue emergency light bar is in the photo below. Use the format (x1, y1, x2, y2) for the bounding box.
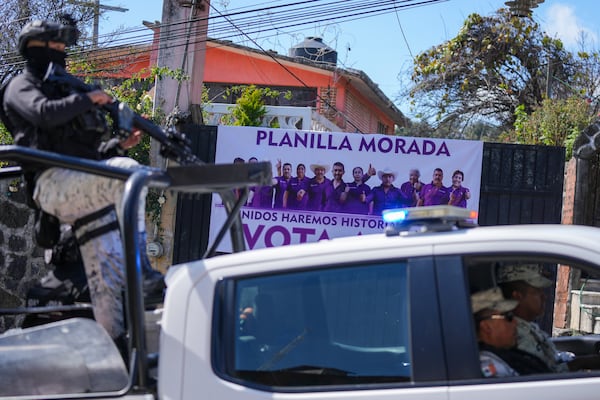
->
(382, 205, 478, 224)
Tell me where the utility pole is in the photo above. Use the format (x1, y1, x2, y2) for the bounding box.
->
(69, 0, 128, 47)
(149, 0, 211, 269)
(155, 0, 210, 117)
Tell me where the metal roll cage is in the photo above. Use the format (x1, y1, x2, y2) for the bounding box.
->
(0, 145, 272, 393)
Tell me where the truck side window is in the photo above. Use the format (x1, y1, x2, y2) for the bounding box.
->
(465, 257, 600, 379)
(221, 261, 410, 388)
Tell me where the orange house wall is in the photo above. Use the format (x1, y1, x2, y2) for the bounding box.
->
(118, 55, 151, 78)
(103, 43, 396, 133)
(336, 77, 394, 134)
(204, 46, 333, 88)
(91, 50, 151, 79)
(204, 46, 395, 133)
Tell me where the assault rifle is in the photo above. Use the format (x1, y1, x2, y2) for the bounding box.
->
(42, 63, 261, 257)
(43, 63, 201, 166)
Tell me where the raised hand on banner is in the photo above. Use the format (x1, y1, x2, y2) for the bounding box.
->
(367, 163, 376, 176)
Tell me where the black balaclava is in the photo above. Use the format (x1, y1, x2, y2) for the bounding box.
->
(24, 45, 67, 73)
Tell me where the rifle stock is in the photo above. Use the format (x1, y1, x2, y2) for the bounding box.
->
(44, 63, 201, 165)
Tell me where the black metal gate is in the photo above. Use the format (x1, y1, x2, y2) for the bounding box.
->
(478, 142, 565, 226)
(172, 124, 218, 264)
(173, 135, 566, 262)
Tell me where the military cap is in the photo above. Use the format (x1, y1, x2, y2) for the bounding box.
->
(471, 287, 518, 314)
(497, 264, 552, 288)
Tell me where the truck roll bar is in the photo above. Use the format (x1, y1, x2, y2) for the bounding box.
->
(0, 145, 272, 391)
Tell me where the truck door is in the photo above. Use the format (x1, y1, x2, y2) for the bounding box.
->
(201, 257, 450, 400)
(444, 253, 600, 400)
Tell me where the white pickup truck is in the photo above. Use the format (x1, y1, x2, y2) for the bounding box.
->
(2, 146, 600, 400)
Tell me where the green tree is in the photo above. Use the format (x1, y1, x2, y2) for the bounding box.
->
(504, 98, 595, 159)
(0, 122, 12, 167)
(0, 123, 11, 145)
(399, 116, 502, 141)
(231, 85, 266, 127)
(571, 48, 600, 117)
(0, 0, 99, 85)
(223, 85, 291, 127)
(104, 66, 181, 165)
(100, 66, 188, 225)
(409, 8, 576, 132)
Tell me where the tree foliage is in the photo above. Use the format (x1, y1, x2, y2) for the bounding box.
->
(223, 85, 291, 127)
(106, 68, 164, 165)
(400, 117, 503, 141)
(571, 47, 600, 117)
(503, 98, 595, 159)
(230, 85, 268, 127)
(0, 120, 11, 145)
(409, 8, 577, 132)
(0, 0, 97, 85)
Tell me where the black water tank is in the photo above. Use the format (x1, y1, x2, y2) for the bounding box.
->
(289, 37, 337, 65)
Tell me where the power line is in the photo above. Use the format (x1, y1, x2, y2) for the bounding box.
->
(203, 0, 444, 131)
(1, 0, 446, 76)
(208, 2, 365, 133)
(394, 7, 415, 60)
(3, 0, 444, 62)
(68, 0, 128, 47)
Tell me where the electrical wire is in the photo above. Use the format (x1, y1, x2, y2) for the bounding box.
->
(1, 0, 445, 70)
(185, 1, 439, 131)
(0, 0, 444, 132)
(394, 6, 415, 60)
(208, 2, 366, 132)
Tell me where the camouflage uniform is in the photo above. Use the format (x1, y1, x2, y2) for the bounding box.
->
(497, 264, 569, 372)
(515, 317, 569, 372)
(2, 18, 153, 341)
(34, 157, 146, 339)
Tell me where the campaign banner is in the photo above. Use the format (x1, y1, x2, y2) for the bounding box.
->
(209, 126, 484, 252)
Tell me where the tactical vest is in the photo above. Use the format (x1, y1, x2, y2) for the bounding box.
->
(39, 78, 110, 160)
(1, 70, 110, 160)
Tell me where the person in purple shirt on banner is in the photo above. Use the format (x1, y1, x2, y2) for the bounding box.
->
(343, 166, 372, 214)
(367, 167, 403, 216)
(399, 168, 424, 208)
(448, 169, 471, 208)
(251, 185, 274, 208)
(246, 157, 259, 206)
(307, 162, 331, 211)
(247, 157, 274, 208)
(418, 168, 451, 206)
(232, 157, 245, 202)
(324, 161, 347, 212)
(284, 163, 310, 210)
(273, 159, 292, 209)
